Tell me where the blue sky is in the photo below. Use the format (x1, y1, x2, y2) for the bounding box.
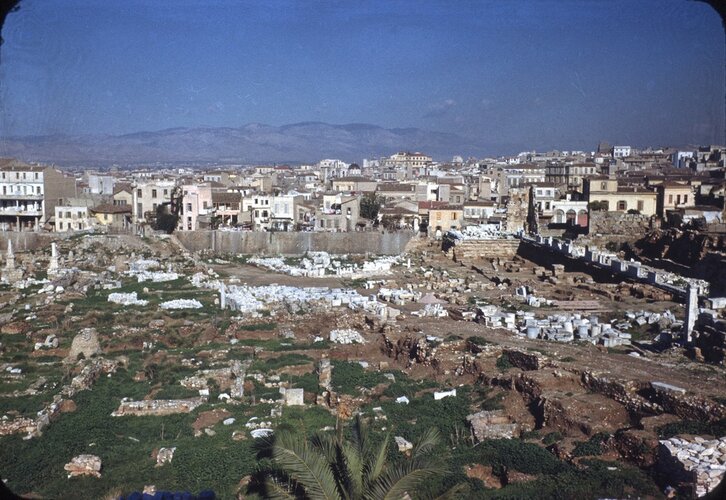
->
(0, 0, 723, 154)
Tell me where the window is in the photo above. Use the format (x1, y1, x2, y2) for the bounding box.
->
(137, 189, 142, 197)
(59, 221, 63, 229)
(186, 203, 192, 212)
(668, 194, 673, 204)
(152, 189, 158, 198)
(451, 212, 458, 220)
(637, 200, 644, 211)
(202, 201, 208, 209)
(601, 182, 607, 190)
(617, 200, 627, 211)
(684, 195, 688, 204)
(163, 189, 168, 196)
(34, 173, 38, 179)
(65, 211, 71, 218)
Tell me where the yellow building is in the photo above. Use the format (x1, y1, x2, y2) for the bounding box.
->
(584, 178, 657, 215)
(90, 204, 132, 228)
(657, 181, 695, 216)
(428, 204, 464, 235)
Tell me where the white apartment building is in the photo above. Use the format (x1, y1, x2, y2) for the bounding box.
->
(613, 146, 632, 158)
(132, 179, 177, 223)
(0, 160, 77, 231)
(178, 184, 213, 231)
(242, 194, 299, 231)
(54, 206, 94, 232)
(317, 159, 350, 181)
(86, 174, 116, 195)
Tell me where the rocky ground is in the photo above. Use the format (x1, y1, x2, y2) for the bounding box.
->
(0, 233, 724, 499)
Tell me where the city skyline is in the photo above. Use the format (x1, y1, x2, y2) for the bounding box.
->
(0, 0, 724, 156)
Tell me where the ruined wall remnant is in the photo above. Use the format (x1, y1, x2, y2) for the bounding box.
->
(65, 328, 102, 362)
(175, 230, 413, 256)
(451, 239, 521, 262)
(588, 212, 653, 236)
(111, 398, 204, 417)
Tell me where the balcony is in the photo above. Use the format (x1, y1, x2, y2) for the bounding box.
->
(0, 193, 44, 200)
(0, 208, 43, 217)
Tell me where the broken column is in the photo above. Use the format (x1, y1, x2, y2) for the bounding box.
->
(316, 358, 333, 406)
(47, 242, 60, 279)
(1, 240, 23, 284)
(683, 284, 698, 343)
(230, 360, 246, 399)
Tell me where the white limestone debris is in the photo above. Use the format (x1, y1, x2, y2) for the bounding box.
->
(160, 299, 203, 310)
(659, 436, 726, 497)
(248, 252, 401, 279)
(329, 328, 365, 344)
(108, 292, 149, 306)
(394, 436, 413, 453)
(155, 447, 176, 467)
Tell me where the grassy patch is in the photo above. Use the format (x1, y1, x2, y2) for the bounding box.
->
(331, 361, 388, 395)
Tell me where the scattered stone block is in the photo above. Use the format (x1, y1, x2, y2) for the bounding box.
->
(64, 454, 102, 478)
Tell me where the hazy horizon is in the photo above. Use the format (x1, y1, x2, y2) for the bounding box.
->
(0, 0, 724, 156)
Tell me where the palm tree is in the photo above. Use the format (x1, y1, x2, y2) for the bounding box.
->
(251, 415, 448, 500)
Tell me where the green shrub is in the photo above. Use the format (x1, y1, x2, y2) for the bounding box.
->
(542, 431, 563, 446)
(496, 355, 513, 372)
(656, 418, 726, 438)
(331, 361, 388, 395)
(572, 432, 609, 457)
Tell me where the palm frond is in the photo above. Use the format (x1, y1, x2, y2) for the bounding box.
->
(365, 433, 390, 486)
(341, 441, 365, 499)
(264, 477, 298, 500)
(432, 482, 470, 500)
(370, 462, 448, 500)
(272, 437, 343, 500)
(412, 427, 441, 460)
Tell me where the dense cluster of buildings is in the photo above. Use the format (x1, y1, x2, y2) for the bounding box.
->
(1, 143, 725, 235)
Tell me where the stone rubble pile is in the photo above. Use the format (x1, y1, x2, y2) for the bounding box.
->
(447, 224, 509, 240)
(112, 398, 204, 416)
(412, 303, 449, 318)
(108, 292, 149, 306)
(223, 284, 385, 316)
(33, 334, 59, 351)
(329, 329, 365, 344)
(155, 447, 176, 467)
(248, 252, 401, 279)
(475, 305, 634, 347)
(659, 436, 726, 497)
(377, 287, 421, 305)
(160, 299, 203, 310)
(64, 454, 102, 478)
(127, 259, 179, 283)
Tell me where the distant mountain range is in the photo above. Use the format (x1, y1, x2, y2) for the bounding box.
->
(0, 122, 497, 167)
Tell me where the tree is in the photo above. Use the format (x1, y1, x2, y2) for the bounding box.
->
(250, 415, 447, 499)
(149, 186, 183, 233)
(588, 200, 608, 212)
(360, 193, 383, 222)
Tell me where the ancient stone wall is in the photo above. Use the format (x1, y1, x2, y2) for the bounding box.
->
(451, 239, 521, 261)
(175, 230, 413, 256)
(588, 212, 654, 236)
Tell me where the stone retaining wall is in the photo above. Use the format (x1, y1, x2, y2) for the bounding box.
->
(175, 230, 413, 256)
